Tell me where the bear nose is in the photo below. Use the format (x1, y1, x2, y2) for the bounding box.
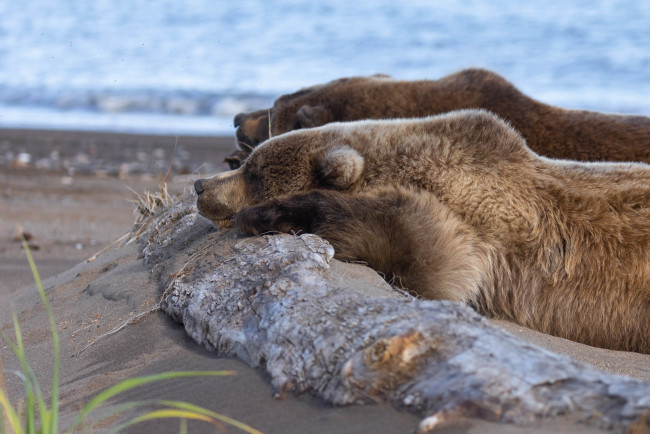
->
(194, 179, 204, 195)
(234, 113, 245, 128)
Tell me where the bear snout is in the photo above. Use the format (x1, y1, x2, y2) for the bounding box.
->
(233, 112, 246, 128)
(193, 169, 250, 229)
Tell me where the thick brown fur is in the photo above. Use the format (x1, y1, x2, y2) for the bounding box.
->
(197, 109, 650, 354)
(227, 68, 650, 169)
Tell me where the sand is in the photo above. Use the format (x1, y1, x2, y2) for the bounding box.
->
(0, 130, 424, 433)
(0, 128, 647, 433)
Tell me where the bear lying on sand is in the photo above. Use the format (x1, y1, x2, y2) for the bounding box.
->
(227, 68, 650, 169)
(196, 109, 650, 354)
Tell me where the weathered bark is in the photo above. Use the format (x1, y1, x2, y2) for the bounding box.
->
(144, 193, 650, 433)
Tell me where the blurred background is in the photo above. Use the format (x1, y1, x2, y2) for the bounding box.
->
(0, 0, 648, 136)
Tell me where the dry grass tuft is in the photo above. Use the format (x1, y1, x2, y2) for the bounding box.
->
(125, 137, 179, 243)
(128, 181, 173, 225)
(88, 139, 183, 262)
(87, 179, 176, 263)
(125, 179, 175, 244)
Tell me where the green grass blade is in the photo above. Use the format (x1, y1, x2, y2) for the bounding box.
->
(108, 409, 223, 434)
(67, 399, 158, 432)
(157, 400, 263, 434)
(0, 387, 22, 434)
(6, 314, 43, 434)
(21, 361, 50, 434)
(2, 324, 33, 433)
(20, 236, 59, 434)
(14, 232, 258, 434)
(70, 399, 226, 433)
(67, 371, 235, 432)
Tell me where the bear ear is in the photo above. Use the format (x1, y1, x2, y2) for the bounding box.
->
(296, 105, 331, 128)
(317, 145, 364, 189)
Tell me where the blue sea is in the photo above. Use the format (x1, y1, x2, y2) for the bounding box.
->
(0, 0, 648, 135)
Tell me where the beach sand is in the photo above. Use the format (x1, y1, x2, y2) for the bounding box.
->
(0, 129, 425, 433)
(0, 128, 647, 433)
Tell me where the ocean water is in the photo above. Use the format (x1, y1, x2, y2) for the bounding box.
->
(0, 0, 648, 135)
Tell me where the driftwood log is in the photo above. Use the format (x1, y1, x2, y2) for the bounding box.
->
(142, 193, 650, 433)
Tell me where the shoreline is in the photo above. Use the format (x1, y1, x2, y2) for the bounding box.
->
(0, 127, 236, 176)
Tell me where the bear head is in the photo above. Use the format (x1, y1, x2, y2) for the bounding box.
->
(197, 127, 365, 228)
(201, 109, 524, 229)
(228, 74, 393, 169)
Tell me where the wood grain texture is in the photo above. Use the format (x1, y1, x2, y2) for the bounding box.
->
(144, 194, 650, 433)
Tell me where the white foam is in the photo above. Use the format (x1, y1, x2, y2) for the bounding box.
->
(0, 0, 649, 134)
(0, 105, 235, 136)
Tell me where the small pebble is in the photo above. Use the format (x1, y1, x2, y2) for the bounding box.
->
(17, 152, 31, 164)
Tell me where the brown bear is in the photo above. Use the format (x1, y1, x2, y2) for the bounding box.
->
(227, 68, 650, 169)
(195, 109, 650, 354)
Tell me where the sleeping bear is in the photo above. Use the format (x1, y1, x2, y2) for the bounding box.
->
(196, 109, 650, 354)
(227, 68, 650, 169)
